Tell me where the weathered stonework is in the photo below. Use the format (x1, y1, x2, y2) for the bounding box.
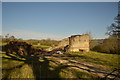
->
(46, 38, 69, 51)
(68, 34, 90, 52)
(46, 34, 90, 52)
(58, 38, 69, 48)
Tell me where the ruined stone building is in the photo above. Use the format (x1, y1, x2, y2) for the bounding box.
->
(47, 38, 69, 51)
(68, 34, 90, 52)
(47, 34, 90, 52)
(57, 38, 69, 48)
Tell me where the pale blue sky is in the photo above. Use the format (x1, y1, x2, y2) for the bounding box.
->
(2, 2, 118, 40)
(2, 0, 120, 2)
(0, 1, 1, 35)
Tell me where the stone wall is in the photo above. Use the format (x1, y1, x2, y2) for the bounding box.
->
(46, 38, 69, 51)
(46, 34, 90, 52)
(58, 38, 69, 48)
(68, 34, 90, 52)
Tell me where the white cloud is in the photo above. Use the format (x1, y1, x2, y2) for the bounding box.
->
(2, 30, 66, 40)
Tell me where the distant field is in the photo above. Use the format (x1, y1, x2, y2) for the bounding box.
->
(2, 51, 119, 79)
(0, 43, 7, 46)
(33, 45, 51, 49)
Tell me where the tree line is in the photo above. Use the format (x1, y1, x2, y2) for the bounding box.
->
(90, 2, 120, 54)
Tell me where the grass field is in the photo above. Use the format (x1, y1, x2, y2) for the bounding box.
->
(2, 50, 120, 79)
(33, 45, 51, 49)
(68, 51, 119, 69)
(0, 43, 7, 46)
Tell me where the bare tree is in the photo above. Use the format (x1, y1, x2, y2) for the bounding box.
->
(106, 2, 120, 38)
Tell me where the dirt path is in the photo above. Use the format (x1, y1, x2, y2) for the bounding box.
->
(45, 55, 118, 79)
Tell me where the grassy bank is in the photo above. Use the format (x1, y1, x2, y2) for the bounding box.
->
(2, 51, 119, 79)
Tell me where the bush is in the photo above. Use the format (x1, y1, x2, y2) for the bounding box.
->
(92, 38, 120, 54)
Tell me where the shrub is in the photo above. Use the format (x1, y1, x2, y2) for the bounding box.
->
(92, 38, 120, 54)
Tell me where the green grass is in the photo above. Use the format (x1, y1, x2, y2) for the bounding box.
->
(33, 45, 51, 49)
(2, 51, 119, 79)
(2, 52, 34, 79)
(59, 67, 99, 79)
(2, 52, 100, 79)
(0, 42, 7, 46)
(1, 41, 119, 79)
(68, 51, 119, 69)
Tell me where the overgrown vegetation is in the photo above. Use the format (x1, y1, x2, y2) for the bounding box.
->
(91, 38, 120, 54)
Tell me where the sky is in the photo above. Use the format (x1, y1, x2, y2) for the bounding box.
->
(2, 2, 118, 40)
(2, 0, 120, 2)
(0, 1, 1, 35)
